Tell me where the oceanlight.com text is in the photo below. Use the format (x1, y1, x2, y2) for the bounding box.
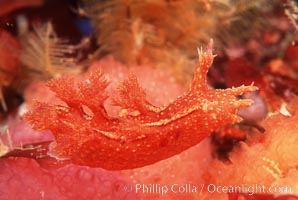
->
(123, 183, 292, 196)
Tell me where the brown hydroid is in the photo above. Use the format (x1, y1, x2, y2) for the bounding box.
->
(20, 22, 81, 80)
(83, 0, 281, 83)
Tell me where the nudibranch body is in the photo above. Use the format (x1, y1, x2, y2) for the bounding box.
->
(25, 41, 257, 170)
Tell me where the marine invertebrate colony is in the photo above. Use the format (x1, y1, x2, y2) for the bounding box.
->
(20, 22, 81, 79)
(81, 0, 281, 85)
(24, 41, 256, 170)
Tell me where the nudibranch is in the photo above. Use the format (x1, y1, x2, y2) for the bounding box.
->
(24, 41, 257, 170)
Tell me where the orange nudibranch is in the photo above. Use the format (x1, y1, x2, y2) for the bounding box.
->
(24, 41, 257, 170)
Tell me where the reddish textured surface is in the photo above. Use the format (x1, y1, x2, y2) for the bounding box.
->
(203, 98, 298, 199)
(0, 30, 19, 69)
(225, 58, 264, 88)
(121, 138, 213, 200)
(0, 30, 19, 85)
(24, 42, 256, 170)
(285, 43, 298, 71)
(0, 0, 43, 16)
(0, 120, 53, 147)
(0, 157, 140, 200)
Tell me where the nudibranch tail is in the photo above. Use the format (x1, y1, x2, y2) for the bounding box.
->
(24, 41, 257, 170)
